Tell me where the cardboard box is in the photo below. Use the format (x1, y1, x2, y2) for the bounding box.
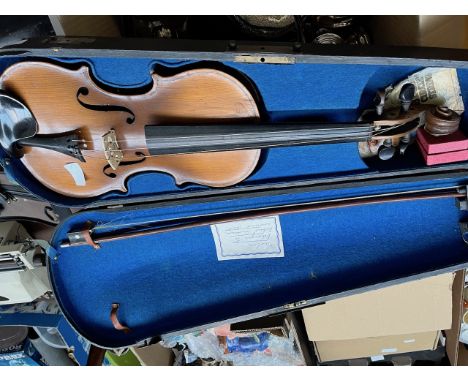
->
(371, 16, 468, 49)
(131, 343, 174, 366)
(48, 16, 120, 37)
(445, 269, 468, 366)
(223, 315, 307, 366)
(314, 331, 440, 363)
(302, 273, 454, 362)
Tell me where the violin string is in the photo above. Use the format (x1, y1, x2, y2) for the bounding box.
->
(83, 134, 373, 152)
(19, 135, 375, 160)
(70, 134, 372, 146)
(94, 213, 151, 231)
(19, 121, 418, 232)
(18, 131, 404, 160)
(19, 123, 411, 161)
(70, 122, 406, 145)
(69, 125, 375, 144)
(74, 134, 372, 152)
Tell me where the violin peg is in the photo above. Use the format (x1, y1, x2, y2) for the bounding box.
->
(399, 134, 411, 155)
(399, 83, 415, 113)
(378, 139, 396, 160)
(373, 89, 386, 116)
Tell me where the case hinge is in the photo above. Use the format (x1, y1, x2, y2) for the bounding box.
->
(67, 229, 100, 249)
(283, 300, 308, 310)
(460, 222, 468, 245)
(456, 185, 468, 210)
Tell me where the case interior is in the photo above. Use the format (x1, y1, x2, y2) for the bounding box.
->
(1, 54, 467, 206)
(0, 50, 466, 348)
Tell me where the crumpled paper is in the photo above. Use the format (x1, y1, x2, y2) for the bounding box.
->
(385, 67, 464, 113)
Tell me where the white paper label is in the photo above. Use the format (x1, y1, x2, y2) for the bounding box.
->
(381, 348, 398, 353)
(64, 163, 86, 186)
(211, 216, 285, 261)
(370, 355, 385, 362)
(403, 339, 416, 344)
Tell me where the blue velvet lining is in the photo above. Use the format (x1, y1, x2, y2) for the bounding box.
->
(49, 187, 468, 348)
(48, 174, 468, 347)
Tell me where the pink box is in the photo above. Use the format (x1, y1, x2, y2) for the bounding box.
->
(417, 128, 468, 154)
(417, 140, 468, 165)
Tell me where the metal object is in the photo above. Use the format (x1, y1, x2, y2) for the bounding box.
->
(238, 15, 295, 29)
(67, 227, 100, 249)
(456, 186, 468, 211)
(0, 221, 51, 305)
(233, 16, 296, 39)
(316, 16, 354, 29)
(283, 300, 308, 310)
(313, 32, 343, 45)
(234, 55, 295, 64)
(314, 16, 369, 45)
(460, 222, 468, 244)
(347, 29, 371, 45)
(102, 129, 123, 170)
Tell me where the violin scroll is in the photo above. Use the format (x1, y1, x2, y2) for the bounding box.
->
(362, 83, 461, 160)
(425, 105, 461, 136)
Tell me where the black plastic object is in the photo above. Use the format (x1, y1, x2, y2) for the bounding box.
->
(145, 122, 373, 155)
(0, 93, 84, 161)
(19, 130, 85, 162)
(0, 326, 28, 353)
(0, 93, 38, 157)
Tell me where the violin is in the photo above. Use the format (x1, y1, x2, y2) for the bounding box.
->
(0, 61, 456, 198)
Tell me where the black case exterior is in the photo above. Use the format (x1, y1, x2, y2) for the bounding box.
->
(0, 37, 467, 348)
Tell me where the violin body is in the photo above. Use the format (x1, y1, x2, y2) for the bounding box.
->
(0, 62, 261, 197)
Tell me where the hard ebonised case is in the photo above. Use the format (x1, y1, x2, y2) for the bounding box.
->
(0, 37, 467, 348)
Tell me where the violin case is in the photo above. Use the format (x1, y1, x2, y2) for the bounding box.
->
(1, 37, 468, 349)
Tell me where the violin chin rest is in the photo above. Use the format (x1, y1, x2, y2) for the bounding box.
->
(0, 93, 38, 157)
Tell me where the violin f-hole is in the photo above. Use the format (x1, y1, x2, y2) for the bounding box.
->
(76, 87, 136, 125)
(103, 152, 146, 178)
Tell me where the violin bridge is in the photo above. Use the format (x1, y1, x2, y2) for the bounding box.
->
(102, 129, 123, 170)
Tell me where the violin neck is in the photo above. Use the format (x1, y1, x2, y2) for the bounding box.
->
(144, 122, 374, 155)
